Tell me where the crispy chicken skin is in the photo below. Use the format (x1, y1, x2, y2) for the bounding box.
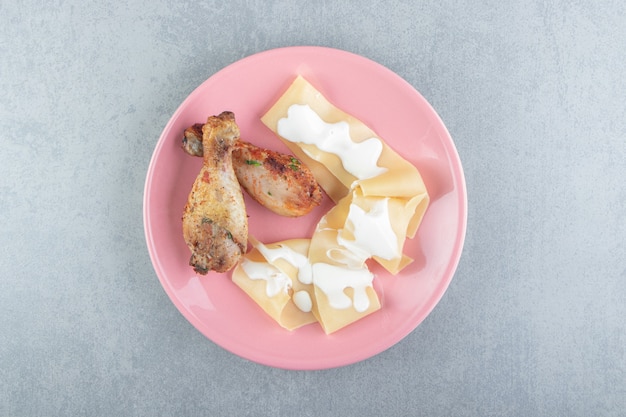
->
(182, 123, 322, 217)
(231, 140, 323, 217)
(182, 112, 248, 274)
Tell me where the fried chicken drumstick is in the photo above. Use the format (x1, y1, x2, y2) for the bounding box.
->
(182, 112, 248, 274)
(183, 123, 322, 217)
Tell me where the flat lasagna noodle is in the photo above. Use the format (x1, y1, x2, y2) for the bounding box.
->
(312, 280, 381, 335)
(307, 218, 382, 333)
(232, 239, 317, 331)
(261, 75, 429, 195)
(248, 237, 317, 323)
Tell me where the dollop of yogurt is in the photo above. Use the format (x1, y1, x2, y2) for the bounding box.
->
(277, 104, 387, 180)
(254, 242, 313, 285)
(240, 259, 292, 297)
(337, 197, 398, 261)
(293, 290, 312, 313)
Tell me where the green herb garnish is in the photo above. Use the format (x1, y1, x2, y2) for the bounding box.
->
(245, 159, 262, 166)
(288, 157, 301, 171)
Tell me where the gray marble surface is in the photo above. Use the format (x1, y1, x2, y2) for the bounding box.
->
(1, 1, 624, 416)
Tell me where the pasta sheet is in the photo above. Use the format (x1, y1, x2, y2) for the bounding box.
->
(232, 238, 317, 331)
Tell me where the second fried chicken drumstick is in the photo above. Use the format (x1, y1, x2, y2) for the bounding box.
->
(182, 112, 248, 274)
(183, 123, 323, 217)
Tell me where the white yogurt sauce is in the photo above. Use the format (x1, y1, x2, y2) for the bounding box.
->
(312, 263, 374, 312)
(337, 197, 398, 261)
(293, 290, 312, 313)
(254, 243, 313, 285)
(241, 259, 292, 298)
(277, 104, 387, 180)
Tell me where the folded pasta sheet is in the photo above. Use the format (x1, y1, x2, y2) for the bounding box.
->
(311, 262, 381, 335)
(232, 238, 317, 331)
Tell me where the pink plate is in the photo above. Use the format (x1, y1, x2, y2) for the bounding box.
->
(143, 46, 467, 370)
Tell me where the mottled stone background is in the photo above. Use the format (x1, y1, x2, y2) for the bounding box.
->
(1, 1, 624, 416)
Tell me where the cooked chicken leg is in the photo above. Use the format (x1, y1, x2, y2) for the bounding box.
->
(182, 112, 248, 274)
(183, 124, 322, 217)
